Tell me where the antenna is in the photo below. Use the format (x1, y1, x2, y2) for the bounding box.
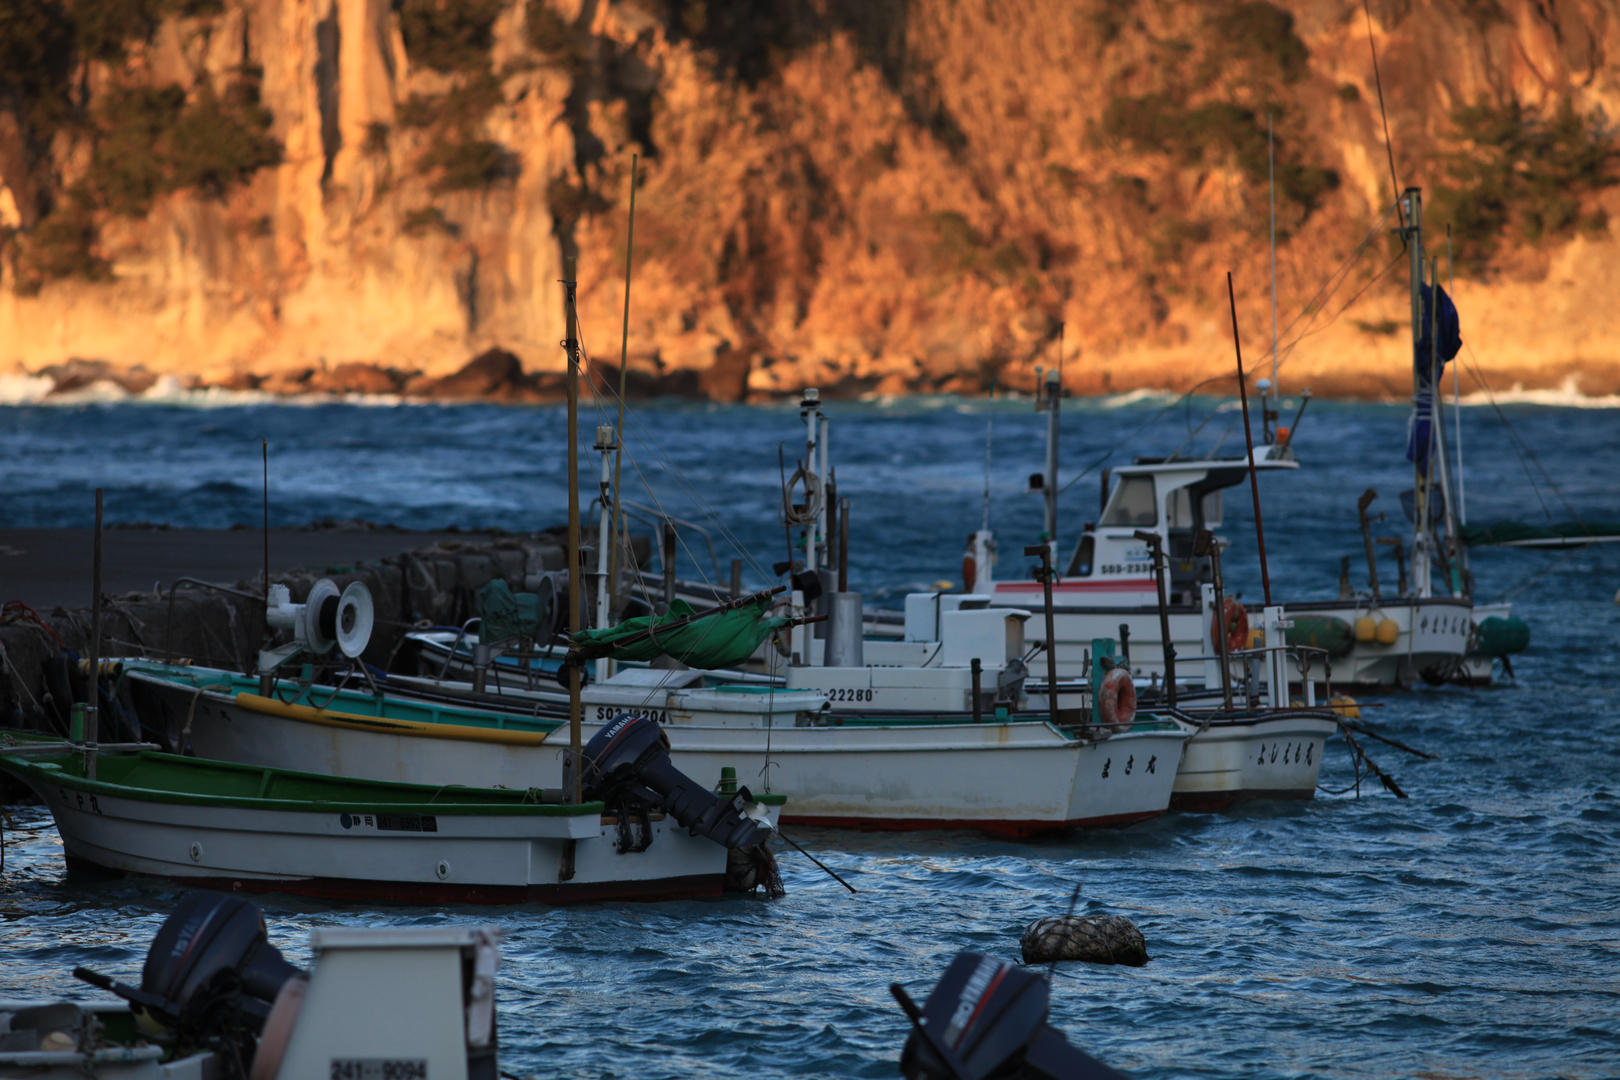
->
(1268, 111, 1279, 441)
(262, 438, 269, 602)
(982, 376, 994, 533)
(1227, 271, 1272, 607)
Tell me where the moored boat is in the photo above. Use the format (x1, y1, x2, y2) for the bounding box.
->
(0, 733, 781, 904)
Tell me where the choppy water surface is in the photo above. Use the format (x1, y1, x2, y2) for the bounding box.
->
(2, 393, 1618, 1078)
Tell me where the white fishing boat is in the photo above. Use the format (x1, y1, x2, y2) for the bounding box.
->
(404, 603, 1186, 836)
(0, 732, 780, 904)
(7, 891, 516, 1079)
(942, 188, 1531, 691)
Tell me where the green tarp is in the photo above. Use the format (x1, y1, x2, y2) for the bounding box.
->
(479, 579, 543, 643)
(571, 595, 790, 670)
(1461, 520, 1620, 548)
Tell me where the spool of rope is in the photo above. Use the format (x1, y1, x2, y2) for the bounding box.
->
(1020, 914, 1148, 967)
(781, 465, 823, 528)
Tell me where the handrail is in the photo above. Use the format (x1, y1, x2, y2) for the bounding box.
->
(164, 577, 266, 666)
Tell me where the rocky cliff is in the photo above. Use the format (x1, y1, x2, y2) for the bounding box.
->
(3, 0, 1619, 401)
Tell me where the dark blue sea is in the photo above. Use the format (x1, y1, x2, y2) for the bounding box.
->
(1, 390, 1617, 1079)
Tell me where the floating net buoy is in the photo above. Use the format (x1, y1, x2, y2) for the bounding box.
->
(1020, 914, 1148, 967)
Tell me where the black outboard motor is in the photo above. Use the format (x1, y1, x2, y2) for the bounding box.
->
(893, 952, 1127, 1080)
(582, 713, 773, 850)
(73, 892, 304, 1078)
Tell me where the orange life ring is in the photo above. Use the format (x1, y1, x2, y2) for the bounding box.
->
(1097, 666, 1137, 728)
(962, 553, 977, 593)
(1210, 597, 1249, 654)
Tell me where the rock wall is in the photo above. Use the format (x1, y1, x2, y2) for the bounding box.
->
(3, 0, 1620, 401)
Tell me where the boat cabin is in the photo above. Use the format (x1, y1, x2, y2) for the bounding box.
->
(997, 456, 1296, 609)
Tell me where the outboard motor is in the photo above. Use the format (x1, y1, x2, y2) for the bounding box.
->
(582, 713, 773, 851)
(893, 952, 1126, 1080)
(73, 892, 304, 1078)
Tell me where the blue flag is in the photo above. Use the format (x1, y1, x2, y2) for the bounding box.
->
(1405, 282, 1463, 477)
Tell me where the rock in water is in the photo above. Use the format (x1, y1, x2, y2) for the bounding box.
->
(1020, 914, 1148, 967)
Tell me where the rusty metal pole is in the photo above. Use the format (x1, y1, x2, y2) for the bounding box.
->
(1026, 544, 1060, 729)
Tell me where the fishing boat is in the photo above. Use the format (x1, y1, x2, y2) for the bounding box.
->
(120, 658, 570, 790)
(6, 891, 516, 1079)
(385, 598, 1189, 836)
(945, 192, 1534, 689)
(0, 732, 781, 903)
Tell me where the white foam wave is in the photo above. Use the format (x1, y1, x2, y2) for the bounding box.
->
(0, 373, 56, 404)
(1097, 388, 1181, 408)
(1456, 376, 1620, 409)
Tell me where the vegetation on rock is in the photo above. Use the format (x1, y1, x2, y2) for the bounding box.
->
(1432, 96, 1617, 271)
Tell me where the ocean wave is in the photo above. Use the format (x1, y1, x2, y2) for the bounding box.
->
(1457, 376, 1620, 409)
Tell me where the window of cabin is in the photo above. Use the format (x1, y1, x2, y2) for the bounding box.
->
(1100, 475, 1157, 527)
(1066, 534, 1095, 577)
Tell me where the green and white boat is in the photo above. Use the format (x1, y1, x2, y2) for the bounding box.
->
(0, 733, 782, 904)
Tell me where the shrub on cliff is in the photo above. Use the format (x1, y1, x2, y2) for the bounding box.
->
(0, 0, 76, 151)
(85, 76, 281, 215)
(74, 0, 224, 62)
(1098, 95, 1337, 212)
(395, 0, 504, 74)
(11, 195, 110, 295)
(1433, 96, 1617, 270)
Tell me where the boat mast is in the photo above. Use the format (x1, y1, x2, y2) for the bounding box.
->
(802, 390, 823, 574)
(1425, 254, 1462, 595)
(563, 257, 584, 801)
(593, 424, 616, 683)
(1268, 112, 1279, 443)
(606, 153, 638, 632)
(1403, 188, 1431, 599)
(1042, 328, 1062, 552)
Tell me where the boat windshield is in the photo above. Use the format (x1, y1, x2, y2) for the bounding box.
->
(1100, 475, 1157, 527)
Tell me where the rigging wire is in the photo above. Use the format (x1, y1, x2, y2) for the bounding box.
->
(1362, 0, 1406, 232)
(1058, 203, 1398, 496)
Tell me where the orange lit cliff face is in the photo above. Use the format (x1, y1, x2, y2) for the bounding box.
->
(2, 0, 1619, 401)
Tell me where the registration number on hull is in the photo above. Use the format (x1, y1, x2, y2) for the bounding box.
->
(593, 706, 669, 723)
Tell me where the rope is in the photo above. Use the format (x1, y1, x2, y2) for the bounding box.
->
(1, 601, 64, 647)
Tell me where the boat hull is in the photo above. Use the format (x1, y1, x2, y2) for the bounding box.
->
(2, 746, 757, 905)
(1167, 710, 1339, 811)
(125, 663, 1184, 836)
(999, 596, 1475, 690)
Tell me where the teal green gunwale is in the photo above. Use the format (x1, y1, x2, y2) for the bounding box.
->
(122, 661, 562, 736)
(0, 736, 602, 817)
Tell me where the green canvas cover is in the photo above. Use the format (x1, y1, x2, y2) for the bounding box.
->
(572, 595, 791, 670)
(479, 579, 542, 642)
(1461, 520, 1620, 547)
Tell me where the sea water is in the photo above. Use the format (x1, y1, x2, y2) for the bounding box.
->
(0, 393, 1616, 1078)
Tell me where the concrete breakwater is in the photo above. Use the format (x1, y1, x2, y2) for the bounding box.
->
(0, 531, 576, 738)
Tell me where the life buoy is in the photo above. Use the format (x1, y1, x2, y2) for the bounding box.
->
(962, 553, 977, 593)
(1097, 666, 1137, 728)
(1210, 597, 1249, 654)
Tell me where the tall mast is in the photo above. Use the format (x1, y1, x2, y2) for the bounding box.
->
(1043, 327, 1062, 550)
(1404, 188, 1430, 598)
(563, 257, 584, 801)
(1268, 112, 1279, 442)
(606, 153, 638, 631)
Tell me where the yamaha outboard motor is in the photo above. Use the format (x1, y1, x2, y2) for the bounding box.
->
(74, 892, 304, 1078)
(582, 713, 773, 850)
(893, 952, 1127, 1080)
